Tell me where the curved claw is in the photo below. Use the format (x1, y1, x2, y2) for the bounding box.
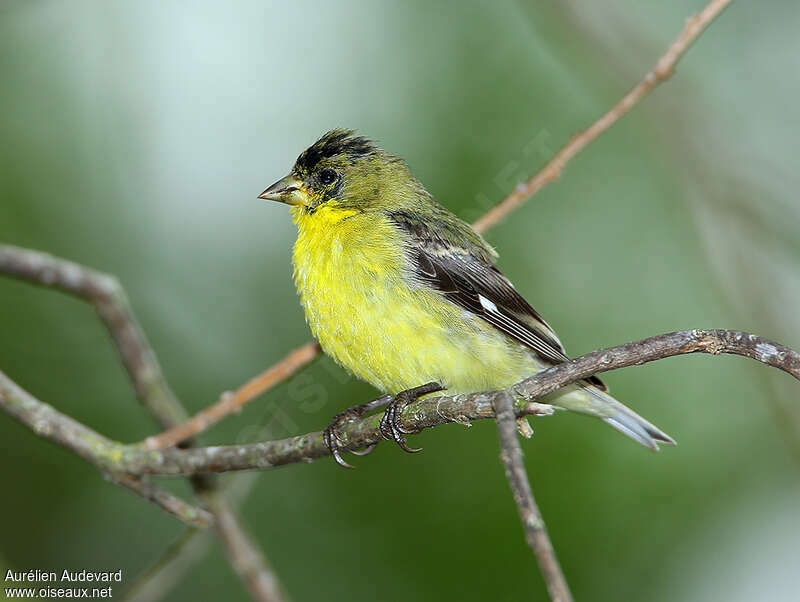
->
(332, 449, 356, 469)
(323, 397, 395, 468)
(380, 408, 422, 453)
(379, 381, 444, 454)
(351, 444, 377, 456)
(323, 423, 356, 469)
(323, 382, 444, 465)
(397, 440, 423, 453)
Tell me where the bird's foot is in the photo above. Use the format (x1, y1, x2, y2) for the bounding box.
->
(379, 382, 445, 453)
(323, 394, 392, 468)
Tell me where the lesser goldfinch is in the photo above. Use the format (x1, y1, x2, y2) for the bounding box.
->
(260, 130, 674, 465)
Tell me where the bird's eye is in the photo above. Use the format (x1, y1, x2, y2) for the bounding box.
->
(319, 168, 338, 186)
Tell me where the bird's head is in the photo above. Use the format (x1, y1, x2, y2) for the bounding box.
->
(259, 129, 418, 215)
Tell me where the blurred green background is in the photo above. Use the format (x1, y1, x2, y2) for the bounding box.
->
(1, 1, 798, 601)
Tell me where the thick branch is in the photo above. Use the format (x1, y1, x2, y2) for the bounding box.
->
(494, 391, 572, 602)
(3, 330, 796, 477)
(125, 330, 800, 473)
(471, 0, 732, 234)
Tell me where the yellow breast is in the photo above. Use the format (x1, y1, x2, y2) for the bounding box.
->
(291, 205, 540, 394)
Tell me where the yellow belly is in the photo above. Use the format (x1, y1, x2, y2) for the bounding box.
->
(291, 206, 541, 395)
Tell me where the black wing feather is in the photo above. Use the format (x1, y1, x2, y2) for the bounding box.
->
(413, 249, 607, 390)
(389, 211, 606, 390)
(412, 249, 569, 364)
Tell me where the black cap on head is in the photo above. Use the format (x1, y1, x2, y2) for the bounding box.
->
(295, 129, 378, 172)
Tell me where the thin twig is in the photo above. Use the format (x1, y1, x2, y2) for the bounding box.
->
(3, 330, 796, 476)
(122, 473, 261, 602)
(200, 491, 289, 602)
(471, 0, 733, 234)
(144, 342, 321, 450)
(106, 472, 214, 528)
(121, 529, 210, 602)
(494, 391, 572, 602)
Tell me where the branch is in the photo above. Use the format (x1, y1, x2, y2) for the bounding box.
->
(144, 342, 321, 450)
(200, 492, 289, 602)
(122, 474, 262, 602)
(0, 367, 210, 523)
(471, 0, 732, 234)
(122, 530, 209, 602)
(125, 330, 800, 473)
(494, 391, 572, 602)
(4, 330, 796, 477)
(143, 0, 733, 447)
(0, 244, 288, 601)
(106, 472, 214, 528)
(0, 245, 187, 428)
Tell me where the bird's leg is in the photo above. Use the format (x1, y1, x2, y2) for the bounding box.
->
(380, 381, 446, 453)
(324, 382, 445, 467)
(323, 394, 393, 469)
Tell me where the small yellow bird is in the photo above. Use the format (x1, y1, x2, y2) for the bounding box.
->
(260, 130, 674, 466)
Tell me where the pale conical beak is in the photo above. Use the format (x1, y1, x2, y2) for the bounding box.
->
(258, 174, 308, 206)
